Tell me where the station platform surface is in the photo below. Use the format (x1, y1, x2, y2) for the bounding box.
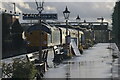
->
(44, 43, 119, 79)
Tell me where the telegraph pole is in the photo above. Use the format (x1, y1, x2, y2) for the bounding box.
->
(35, 0, 44, 62)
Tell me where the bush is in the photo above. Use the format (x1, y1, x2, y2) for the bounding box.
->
(2, 58, 37, 80)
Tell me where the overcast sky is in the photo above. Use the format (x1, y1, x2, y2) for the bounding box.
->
(1, 0, 119, 25)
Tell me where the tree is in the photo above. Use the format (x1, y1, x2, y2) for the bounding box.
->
(112, 1, 120, 49)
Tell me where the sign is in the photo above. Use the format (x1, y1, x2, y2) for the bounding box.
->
(23, 13, 58, 20)
(70, 39, 81, 56)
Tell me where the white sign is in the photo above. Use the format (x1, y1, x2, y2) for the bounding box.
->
(70, 39, 81, 56)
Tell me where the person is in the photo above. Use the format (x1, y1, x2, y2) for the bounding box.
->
(79, 45, 83, 54)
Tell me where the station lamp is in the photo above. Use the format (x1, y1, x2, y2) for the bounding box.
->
(84, 20, 86, 23)
(63, 6, 70, 20)
(63, 6, 70, 56)
(76, 15, 81, 23)
(63, 6, 70, 36)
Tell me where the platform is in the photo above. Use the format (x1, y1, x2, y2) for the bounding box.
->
(44, 43, 119, 79)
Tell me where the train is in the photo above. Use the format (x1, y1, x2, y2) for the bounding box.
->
(23, 21, 85, 52)
(22, 21, 95, 56)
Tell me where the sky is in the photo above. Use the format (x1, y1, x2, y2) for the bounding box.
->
(0, 0, 119, 25)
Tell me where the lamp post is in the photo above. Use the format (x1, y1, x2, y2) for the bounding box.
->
(76, 15, 81, 48)
(76, 15, 81, 24)
(63, 6, 70, 57)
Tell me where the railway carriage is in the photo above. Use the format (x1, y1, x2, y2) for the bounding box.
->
(50, 26, 61, 46)
(59, 27, 67, 45)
